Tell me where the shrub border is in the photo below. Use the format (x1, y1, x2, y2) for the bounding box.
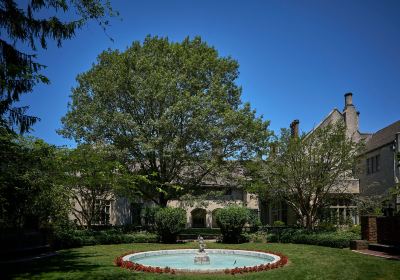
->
(114, 249, 288, 275)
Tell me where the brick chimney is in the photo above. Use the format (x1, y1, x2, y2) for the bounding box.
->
(290, 119, 300, 138)
(343, 93, 359, 141)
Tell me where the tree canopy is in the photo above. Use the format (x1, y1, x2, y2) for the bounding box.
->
(61, 144, 137, 228)
(0, 130, 69, 230)
(60, 36, 271, 206)
(0, 0, 116, 133)
(246, 122, 363, 229)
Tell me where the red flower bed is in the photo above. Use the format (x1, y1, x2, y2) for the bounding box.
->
(114, 249, 288, 275)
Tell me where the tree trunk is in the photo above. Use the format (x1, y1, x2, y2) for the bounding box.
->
(305, 213, 315, 230)
(159, 192, 168, 207)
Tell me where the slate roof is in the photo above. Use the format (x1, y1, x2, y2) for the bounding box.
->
(365, 120, 400, 152)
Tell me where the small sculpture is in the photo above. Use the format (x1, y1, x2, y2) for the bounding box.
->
(198, 235, 206, 253)
(194, 235, 210, 265)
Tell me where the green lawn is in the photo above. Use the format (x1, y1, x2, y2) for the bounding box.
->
(3, 242, 400, 280)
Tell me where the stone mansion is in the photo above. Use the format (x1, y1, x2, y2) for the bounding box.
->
(72, 93, 400, 228)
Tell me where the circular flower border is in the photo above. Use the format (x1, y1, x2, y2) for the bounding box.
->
(114, 249, 288, 275)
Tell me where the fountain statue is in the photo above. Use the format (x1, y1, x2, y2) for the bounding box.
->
(194, 235, 210, 265)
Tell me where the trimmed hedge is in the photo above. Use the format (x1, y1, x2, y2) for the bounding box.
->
(216, 206, 250, 243)
(276, 228, 360, 248)
(154, 207, 186, 243)
(50, 229, 158, 249)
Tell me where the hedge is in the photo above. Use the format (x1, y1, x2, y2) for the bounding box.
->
(275, 228, 360, 248)
(50, 229, 158, 249)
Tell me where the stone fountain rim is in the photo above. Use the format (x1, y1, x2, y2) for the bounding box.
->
(121, 249, 281, 273)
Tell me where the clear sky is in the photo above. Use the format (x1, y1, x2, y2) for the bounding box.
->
(17, 0, 400, 147)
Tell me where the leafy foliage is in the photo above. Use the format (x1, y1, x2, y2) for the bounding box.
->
(247, 122, 363, 229)
(154, 207, 186, 243)
(215, 205, 250, 243)
(0, 129, 69, 230)
(0, 0, 116, 133)
(51, 227, 158, 249)
(61, 144, 138, 229)
(141, 206, 161, 232)
(59, 35, 271, 206)
(277, 228, 360, 248)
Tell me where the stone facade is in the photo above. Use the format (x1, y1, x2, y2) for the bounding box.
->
(261, 93, 363, 226)
(168, 189, 259, 228)
(357, 121, 400, 212)
(70, 93, 399, 228)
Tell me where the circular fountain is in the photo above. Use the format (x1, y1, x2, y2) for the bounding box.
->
(120, 236, 283, 273)
(122, 249, 281, 272)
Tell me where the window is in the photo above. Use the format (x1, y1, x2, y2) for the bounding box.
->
(375, 155, 380, 172)
(94, 199, 111, 225)
(366, 154, 380, 175)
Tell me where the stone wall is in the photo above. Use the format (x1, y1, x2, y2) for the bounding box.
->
(358, 144, 396, 196)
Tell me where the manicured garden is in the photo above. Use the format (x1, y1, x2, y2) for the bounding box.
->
(3, 242, 399, 280)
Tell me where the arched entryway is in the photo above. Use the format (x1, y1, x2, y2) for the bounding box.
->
(212, 208, 221, 228)
(191, 208, 206, 228)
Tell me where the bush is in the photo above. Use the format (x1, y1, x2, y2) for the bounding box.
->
(50, 227, 158, 249)
(154, 207, 186, 243)
(272, 220, 286, 227)
(216, 206, 249, 243)
(242, 232, 267, 243)
(278, 228, 360, 248)
(248, 210, 262, 232)
(348, 224, 361, 235)
(141, 206, 161, 232)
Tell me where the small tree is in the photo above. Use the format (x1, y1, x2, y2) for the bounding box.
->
(62, 144, 136, 229)
(248, 122, 363, 230)
(216, 205, 249, 243)
(154, 207, 186, 243)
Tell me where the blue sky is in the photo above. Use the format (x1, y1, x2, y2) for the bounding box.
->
(17, 0, 400, 147)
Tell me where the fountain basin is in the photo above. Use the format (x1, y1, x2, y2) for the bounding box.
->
(122, 249, 281, 273)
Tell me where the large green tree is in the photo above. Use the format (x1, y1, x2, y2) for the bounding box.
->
(0, 130, 69, 230)
(247, 123, 363, 230)
(60, 36, 271, 206)
(0, 0, 116, 133)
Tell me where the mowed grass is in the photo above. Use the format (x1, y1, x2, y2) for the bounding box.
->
(3, 242, 399, 280)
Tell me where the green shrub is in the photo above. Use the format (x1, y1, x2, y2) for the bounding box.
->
(348, 224, 361, 235)
(216, 206, 249, 243)
(181, 228, 221, 235)
(317, 221, 337, 232)
(267, 233, 278, 243)
(154, 207, 186, 243)
(50, 228, 158, 249)
(278, 228, 360, 248)
(242, 232, 267, 243)
(248, 210, 262, 232)
(272, 220, 285, 227)
(141, 206, 161, 231)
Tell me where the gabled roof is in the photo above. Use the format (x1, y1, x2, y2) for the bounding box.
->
(365, 120, 400, 152)
(305, 108, 343, 138)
